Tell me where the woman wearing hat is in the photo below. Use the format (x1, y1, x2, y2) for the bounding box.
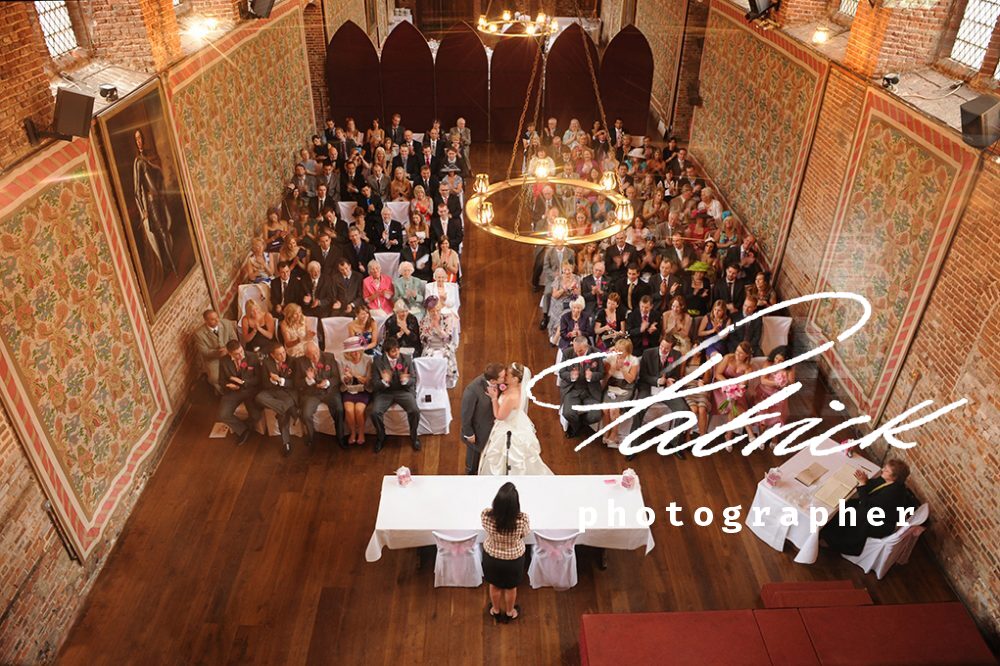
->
(340, 336, 372, 446)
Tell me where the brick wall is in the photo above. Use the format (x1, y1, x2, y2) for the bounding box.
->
(671, 0, 708, 140)
(323, 0, 367, 42)
(844, 0, 952, 76)
(635, 0, 687, 127)
(0, 3, 55, 171)
(304, 0, 329, 126)
(150, 268, 214, 407)
(86, 0, 182, 73)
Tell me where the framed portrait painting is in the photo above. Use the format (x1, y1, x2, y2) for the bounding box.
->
(97, 79, 199, 319)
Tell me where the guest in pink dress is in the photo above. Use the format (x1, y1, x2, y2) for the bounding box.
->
(755, 348, 794, 431)
(713, 341, 755, 449)
(362, 260, 394, 317)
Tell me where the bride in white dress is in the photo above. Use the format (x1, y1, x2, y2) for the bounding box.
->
(478, 363, 553, 476)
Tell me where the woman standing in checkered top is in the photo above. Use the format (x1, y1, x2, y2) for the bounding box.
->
(482, 482, 530, 623)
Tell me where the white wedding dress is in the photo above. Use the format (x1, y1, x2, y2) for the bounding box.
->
(478, 374, 553, 476)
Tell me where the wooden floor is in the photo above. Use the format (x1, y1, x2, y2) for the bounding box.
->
(59, 146, 959, 665)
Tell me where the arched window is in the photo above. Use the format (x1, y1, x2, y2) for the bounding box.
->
(838, 0, 859, 18)
(33, 1, 78, 58)
(949, 0, 1000, 74)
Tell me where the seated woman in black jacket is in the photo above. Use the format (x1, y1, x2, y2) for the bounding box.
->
(384, 299, 422, 357)
(821, 459, 917, 556)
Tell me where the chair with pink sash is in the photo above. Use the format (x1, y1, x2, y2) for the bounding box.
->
(431, 531, 483, 588)
(842, 503, 930, 579)
(527, 531, 582, 590)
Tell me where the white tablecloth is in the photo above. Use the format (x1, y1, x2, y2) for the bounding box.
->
(746, 444, 879, 564)
(366, 475, 655, 562)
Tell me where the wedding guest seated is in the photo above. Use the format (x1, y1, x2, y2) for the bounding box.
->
(385, 299, 422, 356)
(580, 260, 609, 316)
(389, 166, 413, 201)
(367, 206, 405, 253)
(401, 234, 433, 282)
(278, 235, 309, 278)
(601, 338, 639, 448)
(649, 259, 687, 313)
(301, 261, 334, 319)
(345, 226, 374, 277)
(425, 267, 459, 317)
(661, 295, 694, 355)
(410, 186, 434, 227)
(634, 235, 660, 281)
(295, 341, 346, 449)
(698, 238, 721, 282)
(665, 232, 695, 270)
(347, 305, 379, 354)
(821, 459, 917, 556)
(195, 309, 239, 395)
(604, 231, 635, 281)
(557, 297, 594, 350)
(393, 261, 426, 318)
(431, 236, 460, 282)
(339, 336, 372, 446)
(681, 349, 712, 438)
(366, 163, 390, 201)
(356, 183, 383, 228)
(753, 271, 779, 308)
(242, 237, 275, 283)
(263, 209, 289, 253)
(433, 182, 462, 219)
(755, 347, 794, 439)
(548, 262, 582, 344)
(726, 233, 763, 281)
(685, 264, 712, 317)
(731, 293, 762, 356)
(420, 296, 459, 388)
(279, 303, 314, 358)
(558, 336, 604, 438)
(615, 264, 649, 317)
(626, 295, 661, 355)
(370, 336, 421, 453)
(239, 299, 276, 359)
(698, 299, 732, 359)
(314, 231, 340, 276)
(255, 344, 298, 456)
(331, 257, 365, 317)
(594, 292, 626, 352)
(628, 334, 688, 458)
(714, 264, 747, 315)
(430, 201, 463, 251)
(362, 259, 394, 318)
(713, 341, 756, 448)
(217, 340, 261, 446)
(270, 261, 302, 319)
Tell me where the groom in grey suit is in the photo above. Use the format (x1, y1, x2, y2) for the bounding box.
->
(460, 363, 506, 475)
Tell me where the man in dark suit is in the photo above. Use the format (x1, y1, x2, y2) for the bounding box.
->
(401, 234, 432, 282)
(416, 143, 439, 178)
(295, 341, 347, 449)
(301, 261, 335, 319)
(388, 113, 405, 145)
(331, 257, 364, 316)
(604, 232, 636, 282)
(731, 294, 763, 356)
(370, 336, 421, 453)
(680, 165, 706, 193)
(311, 184, 336, 219)
(424, 126, 445, 158)
(432, 183, 463, 219)
(344, 226, 374, 277)
(460, 363, 505, 474)
(255, 344, 298, 456)
(317, 162, 341, 201)
(314, 232, 340, 276)
(217, 341, 261, 446)
(392, 145, 419, 180)
(628, 334, 689, 459)
(271, 261, 302, 319)
(625, 295, 661, 355)
(558, 337, 605, 438)
(610, 117, 626, 149)
(354, 183, 383, 228)
(415, 165, 439, 200)
(401, 128, 422, 157)
(615, 265, 650, 317)
(821, 460, 917, 556)
(724, 233, 763, 281)
(580, 261, 610, 316)
(291, 164, 316, 199)
(321, 210, 350, 246)
(666, 147, 692, 178)
(714, 264, 747, 316)
(648, 259, 688, 313)
(341, 160, 365, 199)
(366, 207, 405, 253)
(540, 117, 558, 146)
(532, 185, 561, 222)
(438, 146, 466, 179)
(430, 201, 463, 250)
(665, 233, 696, 270)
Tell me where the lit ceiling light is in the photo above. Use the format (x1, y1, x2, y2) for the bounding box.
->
(185, 16, 220, 42)
(811, 25, 830, 45)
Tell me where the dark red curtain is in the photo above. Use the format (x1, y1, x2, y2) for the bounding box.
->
(434, 23, 489, 141)
(544, 23, 601, 132)
(600, 25, 654, 136)
(489, 38, 542, 144)
(325, 21, 382, 130)
(380, 22, 436, 133)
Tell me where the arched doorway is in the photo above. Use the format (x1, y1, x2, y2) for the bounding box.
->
(600, 25, 654, 135)
(489, 37, 542, 144)
(380, 21, 436, 133)
(435, 23, 489, 140)
(325, 21, 382, 130)
(544, 23, 601, 132)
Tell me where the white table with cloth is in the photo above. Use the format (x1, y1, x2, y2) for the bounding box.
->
(746, 443, 880, 564)
(366, 474, 655, 562)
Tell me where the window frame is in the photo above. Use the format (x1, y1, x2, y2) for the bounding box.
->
(936, 0, 1000, 88)
(34, 0, 80, 60)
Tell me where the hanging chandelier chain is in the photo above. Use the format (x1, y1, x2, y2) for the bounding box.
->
(506, 43, 543, 182)
(573, 0, 609, 133)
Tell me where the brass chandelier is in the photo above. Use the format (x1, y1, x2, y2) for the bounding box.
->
(465, 2, 635, 247)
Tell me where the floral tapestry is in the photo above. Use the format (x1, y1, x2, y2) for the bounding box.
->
(0, 140, 169, 559)
(808, 92, 977, 420)
(167, 4, 314, 308)
(690, 3, 826, 265)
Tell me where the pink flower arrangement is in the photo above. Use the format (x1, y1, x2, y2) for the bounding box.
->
(621, 468, 638, 489)
(396, 466, 412, 487)
(498, 383, 508, 392)
(719, 383, 747, 417)
(774, 371, 788, 388)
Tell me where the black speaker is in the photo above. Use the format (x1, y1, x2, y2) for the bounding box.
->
(249, 0, 275, 18)
(53, 88, 95, 138)
(960, 94, 1000, 149)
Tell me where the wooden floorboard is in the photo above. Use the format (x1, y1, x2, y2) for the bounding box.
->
(58, 145, 959, 665)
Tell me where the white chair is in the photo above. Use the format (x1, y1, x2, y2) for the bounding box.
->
(322, 316, 354, 354)
(384, 201, 410, 226)
(411, 132, 425, 145)
(760, 316, 792, 356)
(413, 356, 451, 434)
(842, 503, 930, 579)
(432, 532, 483, 588)
(337, 201, 356, 222)
(239, 282, 271, 317)
(305, 316, 318, 339)
(528, 531, 581, 590)
(375, 251, 401, 280)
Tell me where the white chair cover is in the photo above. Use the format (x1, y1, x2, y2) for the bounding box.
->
(528, 531, 581, 590)
(322, 316, 354, 354)
(375, 251, 401, 280)
(384, 201, 410, 225)
(337, 201, 357, 222)
(761, 316, 792, 356)
(305, 316, 318, 339)
(411, 132, 425, 145)
(238, 282, 271, 317)
(414, 356, 451, 434)
(432, 532, 483, 588)
(842, 503, 930, 579)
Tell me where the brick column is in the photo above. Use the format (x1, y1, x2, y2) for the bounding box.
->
(185, 0, 244, 23)
(88, 0, 181, 73)
(777, 0, 831, 25)
(303, 0, 328, 127)
(0, 3, 56, 170)
(844, 0, 951, 76)
(671, 0, 709, 141)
